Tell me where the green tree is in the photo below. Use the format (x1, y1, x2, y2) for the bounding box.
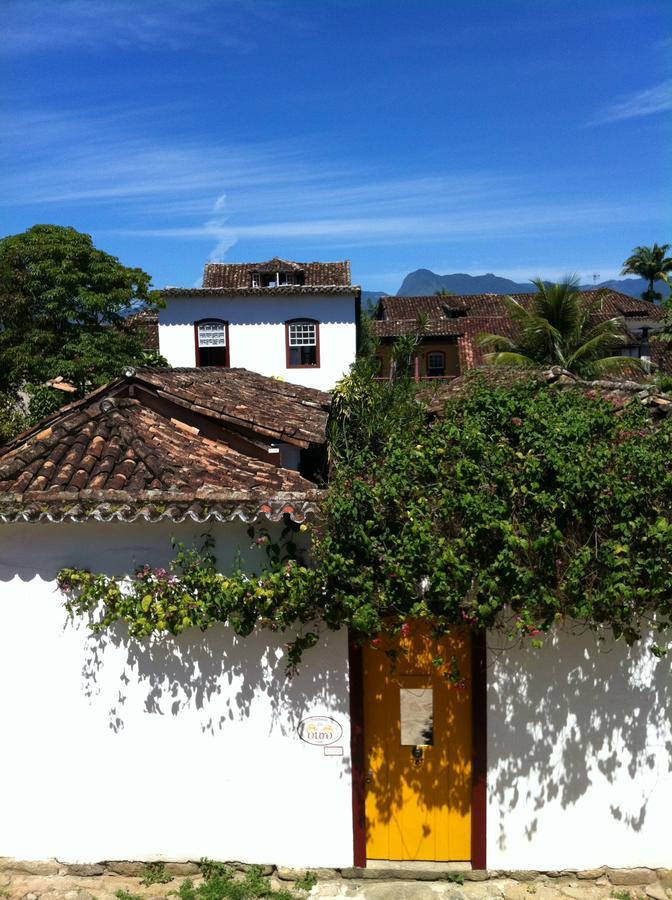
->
(621, 243, 672, 303)
(476, 277, 636, 377)
(0, 392, 27, 446)
(0, 225, 162, 397)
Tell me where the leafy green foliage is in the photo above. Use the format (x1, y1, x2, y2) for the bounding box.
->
(60, 370, 672, 662)
(115, 891, 142, 900)
(0, 224, 161, 397)
(199, 859, 234, 882)
(0, 392, 27, 446)
(621, 243, 672, 302)
(176, 867, 297, 900)
(292, 872, 317, 892)
(140, 862, 173, 886)
(477, 278, 637, 377)
(26, 384, 68, 425)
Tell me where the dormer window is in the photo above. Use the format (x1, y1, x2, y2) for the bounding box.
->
(251, 270, 305, 288)
(286, 319, 320, 368)
(195, 319, 229, 367)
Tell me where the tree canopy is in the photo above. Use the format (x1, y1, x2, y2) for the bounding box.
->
(476, 278, 635, 377)
(0, 225, 161, 397)
(621, 243, 672, 303)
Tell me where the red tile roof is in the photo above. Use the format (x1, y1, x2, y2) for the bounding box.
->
(378, 290, 664, 322)
(161, 285, 357, 298)
(130, 367, 330, 448)
(0, 368, 330, 524)
(203, 258, 352, 288)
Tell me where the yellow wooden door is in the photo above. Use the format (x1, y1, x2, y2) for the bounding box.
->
(362, 623, 472, 862)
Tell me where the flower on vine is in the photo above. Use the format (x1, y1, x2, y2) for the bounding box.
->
(400, 622, 412, 638)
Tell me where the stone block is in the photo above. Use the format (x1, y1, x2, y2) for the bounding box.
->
(645, 886, 668, 900)
(276, 867, 308, 881)
(60, 865, 105, 877)
(607, 869, 657, 886)
(657, 871, 672, 890)
(104, 862, 147, 877)
(506, 872, 539, 883)
(577, 870, 606, 881)
(163, 863, 200, 876)
(0, 860, 60, 876)
(352, 883, 440, 900)
(503, 883, 531, 900)
(464, 871, 492, 881)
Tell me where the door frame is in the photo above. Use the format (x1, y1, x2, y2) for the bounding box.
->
(348, 629, 487, 869)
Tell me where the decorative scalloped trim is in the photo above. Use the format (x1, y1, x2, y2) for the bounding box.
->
(0, 500, 320, 525)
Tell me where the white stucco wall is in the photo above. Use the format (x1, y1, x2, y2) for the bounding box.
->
(487, 626, 672, 869)
(2, 518, 670, 869)
(159, 294, 357, 390)
(0, 521, 353, 867)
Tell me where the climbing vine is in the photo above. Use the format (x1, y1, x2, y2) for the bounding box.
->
(59, 365, 672, 665)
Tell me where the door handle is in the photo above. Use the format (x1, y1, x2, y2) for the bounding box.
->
(365, 770, 374, 784)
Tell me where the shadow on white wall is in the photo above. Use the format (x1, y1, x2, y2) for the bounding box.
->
(487, 625, 672, 864)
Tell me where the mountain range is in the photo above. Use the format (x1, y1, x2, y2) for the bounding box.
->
(392, 270, 667, 299)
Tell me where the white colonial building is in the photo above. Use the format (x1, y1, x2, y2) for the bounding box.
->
(158, 257, 360, 391)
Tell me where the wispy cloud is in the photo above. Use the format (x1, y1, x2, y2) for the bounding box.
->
(0, 103, 665, 273)
(588, 80, 672, 125)
(0, 0, 279, 55)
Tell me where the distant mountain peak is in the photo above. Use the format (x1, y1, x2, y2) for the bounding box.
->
(395, 269, 665, 300)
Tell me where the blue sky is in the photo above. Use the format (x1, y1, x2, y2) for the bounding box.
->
(1, 0, 670, 293)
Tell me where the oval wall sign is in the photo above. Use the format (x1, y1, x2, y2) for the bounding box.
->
(297, 715, 343, 746)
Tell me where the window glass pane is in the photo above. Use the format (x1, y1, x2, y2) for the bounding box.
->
(198, 346, 227, 367)
(289, 323, 317, 347)
(400, 687, 433, 746)
(289, 345, 317, 366)
(198, 322, 226, 347)
(427, 352, 445, 375)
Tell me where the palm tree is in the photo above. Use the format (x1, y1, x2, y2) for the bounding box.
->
(621, 243, 672, 302)
(476, 278, 638, 377)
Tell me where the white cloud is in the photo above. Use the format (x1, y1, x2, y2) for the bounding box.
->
(588, 80, 672, 126)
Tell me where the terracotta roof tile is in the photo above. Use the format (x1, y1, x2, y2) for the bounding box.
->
(202, 258, 351, 288)
(131, 367, 330, 448)
(379, 290, 664, 322)
(0, 395, 320, 523)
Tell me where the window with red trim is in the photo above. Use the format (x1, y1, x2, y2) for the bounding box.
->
(286, 319, 320, 368)
(195, 320, 229, 367)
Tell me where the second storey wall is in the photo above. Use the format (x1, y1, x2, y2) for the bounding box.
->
(159, 295, 357, 390)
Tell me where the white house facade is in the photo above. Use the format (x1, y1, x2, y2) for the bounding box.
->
(159, 258, 360, 391)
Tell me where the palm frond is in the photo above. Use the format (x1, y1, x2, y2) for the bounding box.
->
(483, 351, 538, 368)
(590, 355, 645, 376)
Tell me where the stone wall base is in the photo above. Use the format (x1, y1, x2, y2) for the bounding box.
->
(1, 859, 670, 900)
